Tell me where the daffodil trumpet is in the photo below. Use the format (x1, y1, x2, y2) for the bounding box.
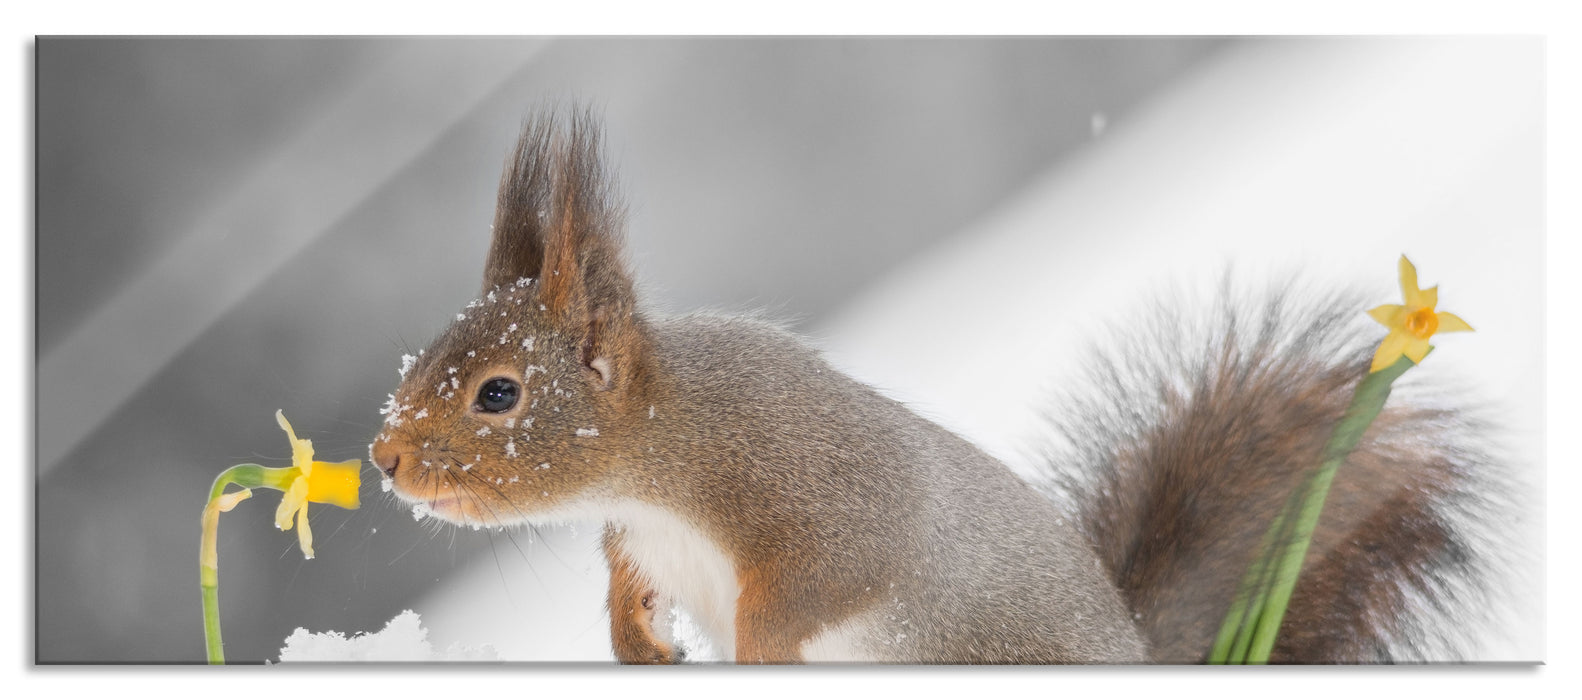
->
(199, 411, 361, 664)
(1210, 255, 1471, 664)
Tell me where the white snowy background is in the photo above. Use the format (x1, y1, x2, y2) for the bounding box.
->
(28, 33, 1546, 670)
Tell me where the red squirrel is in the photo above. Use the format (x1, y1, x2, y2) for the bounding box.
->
(370, 107, 1498, 663)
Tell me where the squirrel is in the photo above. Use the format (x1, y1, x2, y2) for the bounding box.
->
(369, 107, 1499, 664)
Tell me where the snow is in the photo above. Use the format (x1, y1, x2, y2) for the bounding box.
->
(575, 427, 599, 438)
(378, 393, 412, 427)
(397, 353, 417, 378)
(277, 610, 499, 662)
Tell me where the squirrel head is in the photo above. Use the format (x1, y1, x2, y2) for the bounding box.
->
(371, 108, 651, 528)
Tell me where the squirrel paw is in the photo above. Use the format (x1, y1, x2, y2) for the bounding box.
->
(616, 640, 682, 665)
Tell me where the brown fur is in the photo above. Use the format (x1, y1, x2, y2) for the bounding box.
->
(372, 108, 1497, 664)
(1043, 288, 1496, 662)
(602, 529, 678, 664)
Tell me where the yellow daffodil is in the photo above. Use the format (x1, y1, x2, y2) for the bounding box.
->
(201, 411, 364, 663)
(272, 410, 361, 559)
(1366, 255, 1473, 373)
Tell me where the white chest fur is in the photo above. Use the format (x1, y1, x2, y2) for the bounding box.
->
(608, 500, 740, 661)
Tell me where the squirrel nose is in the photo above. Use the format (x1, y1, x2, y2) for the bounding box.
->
(371, 439, 402, 476)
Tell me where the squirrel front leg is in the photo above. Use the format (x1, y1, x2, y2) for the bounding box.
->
(603, 527, 679, 664)
(734, 566, 811, 664)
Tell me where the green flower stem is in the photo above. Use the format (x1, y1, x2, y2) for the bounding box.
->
(1238, 352, 1422, 663)
(200, 463, 298, 665)
(1210, 486, 1302, 664)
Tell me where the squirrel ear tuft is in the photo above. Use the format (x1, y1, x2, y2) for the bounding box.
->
(483, 115, 551, 291)
(484, 106, 629, 309)
(486, 106, 647, 394)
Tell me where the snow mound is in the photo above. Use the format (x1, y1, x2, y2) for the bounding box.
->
(278, 610, 500, 662)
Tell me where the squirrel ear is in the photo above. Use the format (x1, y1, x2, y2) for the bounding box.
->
(482, 117, 553, 290)
(488, 107, 645, 393)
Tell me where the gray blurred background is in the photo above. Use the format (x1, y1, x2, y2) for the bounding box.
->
(36, 37, 1233, 663)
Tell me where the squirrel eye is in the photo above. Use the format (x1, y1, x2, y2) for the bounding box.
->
(475, 377, 520, 413)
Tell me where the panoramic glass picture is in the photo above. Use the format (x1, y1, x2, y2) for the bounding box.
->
(34, 36, 1543, 665)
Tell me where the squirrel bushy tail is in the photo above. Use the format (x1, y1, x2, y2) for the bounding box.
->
(1040, 284, 1504, 663)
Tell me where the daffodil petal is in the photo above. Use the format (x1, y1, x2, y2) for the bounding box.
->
(1437, 311, 1474, 333)
(1367, 304, 1403, 327)
(276, 410, 316, 475)
(1417, 285, 1438, 311)
(1398, 256, 1421, 306)
(275, 477, 309, 531)
(1371, 331, 1412, 373)
(296, 505, 315, 559)
(306, 458, 362, 510)
(275, 409, 299, 443)
(215, 488, 253, 513)
(1404, 337, 1432, 364)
